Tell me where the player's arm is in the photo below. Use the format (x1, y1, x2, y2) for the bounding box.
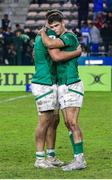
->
(48, 45, 82, 62)
(40, 29, 64, 48)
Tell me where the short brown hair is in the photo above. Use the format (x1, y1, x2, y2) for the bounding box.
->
(47, 11, 64, 24)
(46, 9, 63, 19)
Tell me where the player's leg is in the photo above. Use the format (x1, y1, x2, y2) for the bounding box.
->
(66, 107, 84, 154)
(35, 111, 53, 152)
(31, 83, 56, 168)
(58, 82, 86, 171)
(58, 84, 78, 156)
(46, 111, 59, 150)
(34, 111, 55, 168)
(62, 108, 85, 171)
(62, 106, 86, 171)
(46, 111, 64, 166)
(62, 108, 75, 154)
(46, 83, 64, 166)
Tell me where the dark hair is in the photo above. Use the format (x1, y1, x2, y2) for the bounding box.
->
(4, 14, 8, 17)
(46, 9, 63, 19)
(47, 12, 64, 24)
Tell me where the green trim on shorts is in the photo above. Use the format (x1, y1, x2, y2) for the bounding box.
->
(68, 88, 84, 96)
(35, 90, 53, 100)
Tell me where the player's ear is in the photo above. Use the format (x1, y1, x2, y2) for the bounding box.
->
(46, 21, 50, 28)
(62, 20, 65, 27)
(45, 21, 49, 28)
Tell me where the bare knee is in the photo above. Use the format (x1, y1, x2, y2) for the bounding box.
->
(49, 113, 60, 129)
(64, 120, 70, 129)
(67, 118, 78, 132)
(35, 113, 51, 139)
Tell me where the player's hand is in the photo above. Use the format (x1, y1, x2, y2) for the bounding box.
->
(77, 45, 81, 50)
(38, 26, 47, 34)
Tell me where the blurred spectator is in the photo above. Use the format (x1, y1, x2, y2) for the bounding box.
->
(76, 0, 90, 28)
(72, 27, 82, 42)
(23, 44, 33, 65)
(13, 30, 24, 65)
(106, 0, 112, 12)
(108, 44, 112, 56)
(0, 28, 4, 65)
(100, 22, 112, 54)
(15, 23, 24, 33)
(3, 27, 14, 45)
(106, 11, 112, 28)
(81, 44, 88, 56)
(2, 27, 15, 64)
(93, 0, 103, 20)
(25, 28, 36, 40)
(7, 43, 16, 65)
(20, 32, 32, 65)
(80, 21, 91, 46)
(94, 12, 105, 29)
(89, 21, 102, 55)
(2, 14, 11, 31)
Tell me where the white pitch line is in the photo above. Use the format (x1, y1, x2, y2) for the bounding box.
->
(0, 94, 32, 104)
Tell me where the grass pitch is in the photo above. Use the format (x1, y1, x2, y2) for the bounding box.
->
(0, 91, 112, 179)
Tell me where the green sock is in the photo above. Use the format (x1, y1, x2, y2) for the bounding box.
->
(47, 149, 55, 158)
(69, 131, 84, 156)
(74, 142, 84, 155)
(69, 131, 75, 154)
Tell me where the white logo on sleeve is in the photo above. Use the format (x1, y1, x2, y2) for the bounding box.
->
(48, 35, 56, 39)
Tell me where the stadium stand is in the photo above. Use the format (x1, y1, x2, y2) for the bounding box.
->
(0, 0, 112, 65)
(0, 0, 29, 30)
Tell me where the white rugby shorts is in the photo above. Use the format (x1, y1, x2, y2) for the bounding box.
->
(31, 83, 58, 112)
(58, 81, 84, 109)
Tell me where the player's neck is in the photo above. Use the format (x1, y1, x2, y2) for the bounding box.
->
(61, 28, 68, 35)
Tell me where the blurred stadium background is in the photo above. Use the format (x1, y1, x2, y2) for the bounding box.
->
(0, 0, 112, 179)
(0, 0, 112, 66)
(0, 0, 112, 92)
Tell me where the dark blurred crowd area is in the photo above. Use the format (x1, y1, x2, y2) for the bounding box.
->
(0, 0, 112, 65)
(0, 14, 35, 66)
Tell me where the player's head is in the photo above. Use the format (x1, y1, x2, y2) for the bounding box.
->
(46, 9, 63, 19)
(46, 10, 65, 36)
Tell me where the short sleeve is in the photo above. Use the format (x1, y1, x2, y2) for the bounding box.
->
(47, 28, 57, 39)
(59, 33, 80, 48)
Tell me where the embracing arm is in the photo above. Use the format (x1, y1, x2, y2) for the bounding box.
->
(48, 45, 82, 62)
(40, 29, 64, 48)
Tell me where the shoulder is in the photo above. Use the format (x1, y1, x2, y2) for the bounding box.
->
(47, 28, 57, 39)
(47, 28, 56, 36)
(61, 31, 78, 39)
(34, 35, 42, 44)
(35, 34, 41, 40)
(59, 31, 79, 46)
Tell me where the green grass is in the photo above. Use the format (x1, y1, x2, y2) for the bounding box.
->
(0, 91, 112, 179)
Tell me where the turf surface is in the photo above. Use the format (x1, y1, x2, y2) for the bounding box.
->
(0, 92, 112, 179)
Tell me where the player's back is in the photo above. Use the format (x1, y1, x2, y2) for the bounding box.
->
(32, 29, 57, 85)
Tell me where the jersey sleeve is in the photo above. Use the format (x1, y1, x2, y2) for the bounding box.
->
(47, 28, 57, 39)
(59, 33, 80, 48)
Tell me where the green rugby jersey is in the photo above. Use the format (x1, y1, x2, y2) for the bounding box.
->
(57, 32, 81, 85)
(32, 29, 57, 85)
